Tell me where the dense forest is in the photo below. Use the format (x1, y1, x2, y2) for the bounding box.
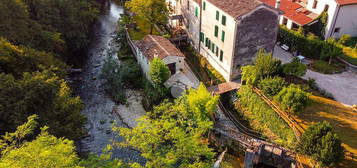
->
(0, 0, 101, 140)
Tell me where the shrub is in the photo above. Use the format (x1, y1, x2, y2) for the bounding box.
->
(241, 65, 258, 86)
(282, 58, 307, 77)
(274, 84, 310, 114)
(258, 76, 287, 97)
(297, 121, 344, 167)
(320, 38, 343, 64)
(149, 58, 170, 86)
(255, 49, 282, 78)
(120, 59, 142, 88)
(237, 86, 296, 145)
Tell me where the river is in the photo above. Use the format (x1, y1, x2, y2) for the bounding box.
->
(78, 2, 144, 163)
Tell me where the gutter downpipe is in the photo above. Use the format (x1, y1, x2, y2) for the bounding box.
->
(329, 4, 341, 38)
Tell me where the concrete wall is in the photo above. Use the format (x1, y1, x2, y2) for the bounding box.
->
(231, 6, 279, 80)
(200, 0, 237, 81)
(180, 0, 201, 49)
(162, 56, 185, 73)
(332, 4, 357, 38)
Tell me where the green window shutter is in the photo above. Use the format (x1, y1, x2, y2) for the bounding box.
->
(200, 32, 205, 42)
(203, 2, 206, 10)
(212, 43, 215, 52)
(220, 50, 223, 61)
(216, 47, 219, 56)
(221, 30, 225, 42)
(214, 26, 218, 37)
(205, 38, 208, 47)
(208, 39, 211, 49)
(195, 7, 198, 17)
(216, 11, 220, 21)
(222, 15, 226, 25)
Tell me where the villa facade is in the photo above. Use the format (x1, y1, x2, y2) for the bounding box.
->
(261, 0, 357, 38)
(167, 0, 280, 81)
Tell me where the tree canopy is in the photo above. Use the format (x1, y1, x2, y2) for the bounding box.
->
(125, 0, 168, 34)
(115, 84, 219, 168)
(298, 121, 344, 167)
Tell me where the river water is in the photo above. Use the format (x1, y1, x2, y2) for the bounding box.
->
(78, 2, 144, 163)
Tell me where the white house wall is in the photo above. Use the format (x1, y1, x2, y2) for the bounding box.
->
(332, 4, 357, 38)
(162, 56, 185, 73)
(180, 0, 201, 49)
(200, 0, 236, 81)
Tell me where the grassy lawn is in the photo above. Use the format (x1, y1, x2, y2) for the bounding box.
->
(128, 16, 160, 40)
(310, 60, 346, 74)
(298, 95, 357, 167)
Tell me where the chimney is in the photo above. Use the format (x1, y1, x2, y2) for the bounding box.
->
(275, 0, 281, 9)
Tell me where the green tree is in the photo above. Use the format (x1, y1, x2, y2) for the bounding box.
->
(282, 58, 307, 78)
(320, 38, 343, 64)
(258, 76, 287, 97)
(115, 84, 218, 168)
(148, 58, 170, 97)
(126, 0, 168, 34)
(0, 71, 85, 140)
(0, 115, 82, 168)
(337, 34, 352, 45)
(241, 65, 258, 86)
(274, 84, 310, 114)
(254, 49, 282, 78)
(297, 121, 344, 167)
(0, 38, 68, 78)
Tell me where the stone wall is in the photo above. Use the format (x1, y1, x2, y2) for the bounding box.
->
(231, 6, 279, 80)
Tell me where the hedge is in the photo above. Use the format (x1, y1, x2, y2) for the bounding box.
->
(278, 26, 357, 65)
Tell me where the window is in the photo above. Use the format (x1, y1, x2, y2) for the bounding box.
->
(220, 50, 223, 62)
(334, 27, 340, 33)
(221, 30, 225, 42)
(216, 11, 220, 21)
(324, 5, 329, 12)
(195, 7, 198, 17)
(214, 26, 219, 37)
(200, 32, 205, 42)
(292, 22, 299, 29)
(205, 38, 208, 47)
(283, 17, 288, 25)
(215, 47, 219, 56)
(212, 43, 215, 52)
(203, 2, 206, 10)
(222, 15, 226, 26)
(312, 0, 318, 9)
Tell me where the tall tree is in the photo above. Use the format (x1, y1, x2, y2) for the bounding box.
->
(115, 84, 218, 168)
(125, 0, 168, 34)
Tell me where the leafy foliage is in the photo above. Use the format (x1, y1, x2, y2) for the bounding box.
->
(297, 121, 344, 167)
(258, 76, 287, 97)
(0, 71, 85, 140)
(0, 0, 99, 61)
(115, 84, 218, 168)
(125, 0, 168, 34)
(237, 86, 296, 145)
(320, 38, 343, 64)
(241, 50, 281, 86)
(149, 58, 170, 86)
(274, 84, 310, 114)
(0, 38, 67, 78)
(0, 115, 82, 168)
(282, 58, 307, 77)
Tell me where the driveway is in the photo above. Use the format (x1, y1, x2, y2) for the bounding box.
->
(273, 45, 357, 106)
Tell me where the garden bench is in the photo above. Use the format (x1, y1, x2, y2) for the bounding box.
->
(281, 44, 289, 51)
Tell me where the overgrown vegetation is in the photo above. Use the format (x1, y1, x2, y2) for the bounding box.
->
(311, 60, 345, 74)
(237, 86, 296, 146)
(182, 46, 226, 86)
(282, 58, 307, 78)
(115, 84, 219, 167)
(274, 84, 310, 114)
(297, 121, 344, 167)
(258, 76, 287, 97)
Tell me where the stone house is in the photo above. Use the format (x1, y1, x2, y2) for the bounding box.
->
(133, 35, 199, 97)
(262, 0, 357, 38)
(167, 0, 280, 81)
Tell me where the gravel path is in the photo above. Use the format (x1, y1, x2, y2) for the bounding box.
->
(273, 45, 357, 106)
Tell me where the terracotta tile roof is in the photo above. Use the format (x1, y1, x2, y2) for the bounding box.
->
(135, 35, 185, 61)
(206, 0, 263, 18)
(261, 0, 317, 25)
(335, 0, 357, 5)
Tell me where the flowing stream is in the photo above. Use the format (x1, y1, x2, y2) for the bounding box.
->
(78, 2, 144, 163)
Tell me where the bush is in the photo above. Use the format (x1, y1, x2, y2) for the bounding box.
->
(120, 59, 142, 88)
(142, 79, 169, 110)
(297, 121, 344, 167)
(255, 49, 282, 78)
(338, 34, 352, 45)
(282, 58, 307, 77)
(237, 86, 296, 145)
(274, 84, 310, 114)
(258, 76, 287, 97)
